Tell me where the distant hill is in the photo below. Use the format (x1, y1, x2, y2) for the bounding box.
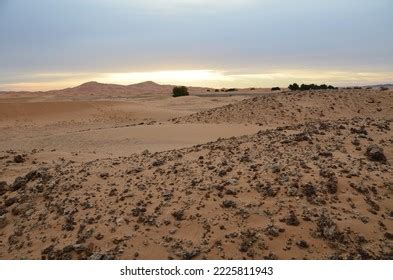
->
(366, 84, 393, 88)
(0, 81, 215, 96)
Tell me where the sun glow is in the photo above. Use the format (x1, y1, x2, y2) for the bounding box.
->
(101, 70, 232, 86)
(1, 69, 392, 91)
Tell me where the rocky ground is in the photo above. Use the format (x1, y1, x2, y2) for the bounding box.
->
(173, 89, 393, 126)
(0, 89, 392, 260)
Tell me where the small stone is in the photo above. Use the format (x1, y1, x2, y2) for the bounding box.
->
(172, 210, 185, 221)
(5, 197, 17, 207)
(285, 211, 300, 226)
(296, 240, 309, 249)
(222, 200, 237, 208)
(14, 155, 25, 163)
(365, 144, 387, 163)
(10, 176, 28, 191)
(0, 181, 8, 195)
(302, 183, 316, 197)
(152, 159, 165, 167)
(0, 215, 8, 229)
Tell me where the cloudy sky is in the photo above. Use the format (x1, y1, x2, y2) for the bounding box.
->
(0, 0, 392, 90)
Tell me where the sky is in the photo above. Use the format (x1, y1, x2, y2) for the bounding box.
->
(0, 0, 392, 91)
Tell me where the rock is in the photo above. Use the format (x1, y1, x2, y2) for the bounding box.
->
(218, 170, 227, 177)
(271, 164, 281, 173)
(25, 167, 49, 181)
(152, 159, 165, 167)
(14, 154, 25, 163)
(325, 176, 338, 194)
(293, 132, 310, 142)
(384, 232, 393, 240)
(316, 212, 343, 242)
(162, 191, 173, 201)
(365, 145, 387, 163)
(11, 203, 32, 216)
(302, 183, 316, 197)
(5, 197, 17, 207)
(265, 225, 280, 237)
(10, 176, 28, 191)
(296, 240, 309, 248)
(257, 183, 278, 197)
(351, 127, 368, 135)
(284, 210, 300, 226)
(88, 253, 114, 260)
(0, 215, 8, 229)
(222, 200, 237, 208)
(0, 181, 8, 195)
(172, 210, 185, 221)
(129, 166, 144, 174)
(319, 151, 333, 157)
(108, 188, 117, 197)
(182, 249, 200, 260)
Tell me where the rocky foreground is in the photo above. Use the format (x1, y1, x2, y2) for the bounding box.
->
(173, 89, 393, 126)
(0, 89, 392, 260)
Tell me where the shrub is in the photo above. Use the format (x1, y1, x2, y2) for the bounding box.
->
(288, 83, 300, 91)
(225, 88, 238, 92)
(271, 87, 281, 91)
(172, 86, 189, 97)
(300, 84, 311, 91)
(215, 89, 220, 92)
(289, 83, 337, 91)
(380, 87, 389, 91)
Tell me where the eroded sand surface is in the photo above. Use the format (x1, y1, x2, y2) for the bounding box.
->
(0, 84, 392, 260)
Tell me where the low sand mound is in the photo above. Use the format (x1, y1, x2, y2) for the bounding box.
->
(173, 89, 393, 126)
(0, 124, 260, 157)
(1, 117, 392, 259)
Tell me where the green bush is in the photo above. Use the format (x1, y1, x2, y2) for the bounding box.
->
(172, 86, 189, 97)
(288, 83, 300, 91)
(289, 83, 337, 91)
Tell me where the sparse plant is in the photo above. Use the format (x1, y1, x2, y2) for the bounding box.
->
(271, 87, 281, 91)
(289, 83, 337, 91)
(288, 83, 300, 91)
(172, 86, 189, 97)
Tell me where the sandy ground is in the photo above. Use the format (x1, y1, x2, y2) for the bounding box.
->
(0, 83, 392, 260)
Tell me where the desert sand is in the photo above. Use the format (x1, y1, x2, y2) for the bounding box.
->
(0, 82, 392, 260)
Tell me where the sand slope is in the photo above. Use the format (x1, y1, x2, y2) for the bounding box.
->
(174, 89, 393, 126)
